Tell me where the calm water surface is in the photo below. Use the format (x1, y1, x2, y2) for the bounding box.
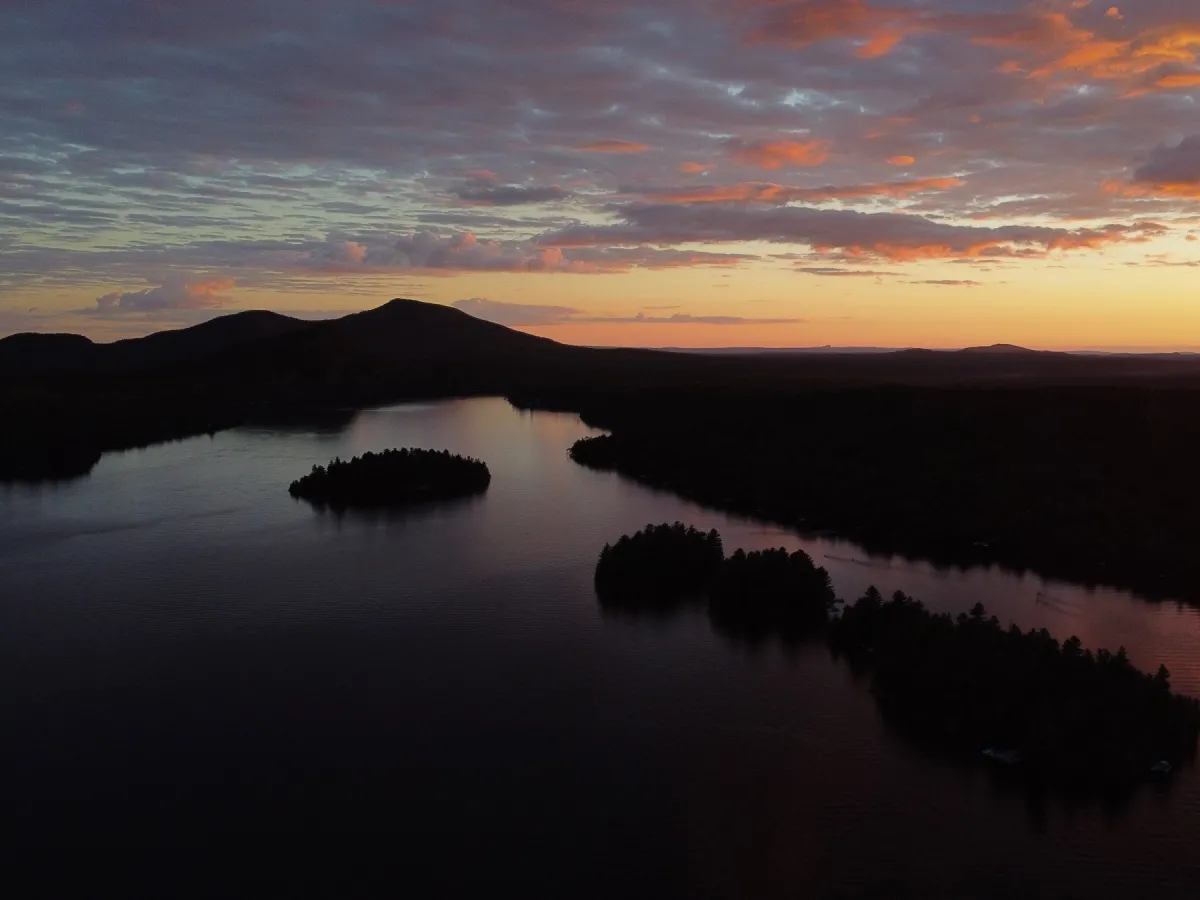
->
(2, 398, 1198, 894)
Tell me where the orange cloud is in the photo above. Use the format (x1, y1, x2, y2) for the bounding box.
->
(575, 140, 651, 154)
(746, 0, 921, 59)
(679, 161, 708, 174)
(745, 2, 1200, 96)
(1156, 73, 1200, 89)
(541, 203, 1164, 265)
(1137, 29, 1200, 64)
(857, 28, 906, 58)
(1105, 180, 1200, 200)
(728, 138, 830, 169)
(887, 155, 916, 166)
(977, 9, 1200, 90)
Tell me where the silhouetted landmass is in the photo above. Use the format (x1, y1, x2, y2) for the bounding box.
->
(958, 343, 1038, 355)
(0, 300, 598, 483)
(565, 385, 1200, 603)
(831, 589, 1200, 794)
(592, 526, 1200, 794)
(10, 298, 1200, 603)
(594, 523, 723, 604)
(708, 548, 836, 639)
(0, 311, 308, 376)
(594, 525, 834, 637)
(289, 448, 490, 509)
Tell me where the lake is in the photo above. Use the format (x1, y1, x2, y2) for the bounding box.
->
(2, 397, 1198, 894)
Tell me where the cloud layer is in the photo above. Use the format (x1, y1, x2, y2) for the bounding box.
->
(2, 0, 1200, 336)
(91, 277, 235, 315)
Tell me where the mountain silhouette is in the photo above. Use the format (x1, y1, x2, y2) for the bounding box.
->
(958, 343, 1042, 355)
(0, 309, 308, 374)
(327, 298, 570, 362)
(0, 332, 96, 374)
(0, 299, 580, 377)
(6, 298, 1200, 482)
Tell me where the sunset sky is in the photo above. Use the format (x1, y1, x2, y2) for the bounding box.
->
(3, 0, 1200, 349)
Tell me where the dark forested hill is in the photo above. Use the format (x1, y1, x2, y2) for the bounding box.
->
(0, 299, 625, 481)
(0, 309, 308, 374)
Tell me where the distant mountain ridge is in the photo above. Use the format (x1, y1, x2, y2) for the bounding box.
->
(6, 297, 1200, 483)
(3, 309, 1192, 371)
(0, 299, 574, 375)
(0, 309, 308, 374)
(958, 343, 1042, 355)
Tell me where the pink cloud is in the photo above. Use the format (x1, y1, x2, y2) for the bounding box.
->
(540, 202, 1166, 262)
(92, 276, 235, 315)
(574, 140, 652, 154)
(744, 0, 922, 58)
(631, 176, 963, 204)
(727, 137, 831, 169)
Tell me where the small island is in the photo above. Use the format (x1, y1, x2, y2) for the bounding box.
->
(289, 448, 490, 509)
(831, 589, 1200, 793)
(594, 524, 834, 636)
(594, 522, 723, 602)
(709, 547, 836, 637)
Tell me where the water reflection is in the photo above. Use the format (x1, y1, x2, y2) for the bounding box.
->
(0, 398, 1198, 893)
(298, 492, 487, 526)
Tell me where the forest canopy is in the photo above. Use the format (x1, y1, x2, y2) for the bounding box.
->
(831, 590, 1200, 791)
(289, 448, 490, 508)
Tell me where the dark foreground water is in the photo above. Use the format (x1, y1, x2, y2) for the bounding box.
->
(2, 398, 1199, 893)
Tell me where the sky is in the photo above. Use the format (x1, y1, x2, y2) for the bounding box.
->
(2, 0, 1200, 349)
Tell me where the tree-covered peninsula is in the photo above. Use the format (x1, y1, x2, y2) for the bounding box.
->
(831, 589, 1200, 792)
(593, 524, 1200, 793)
(289, 448, 490, 508)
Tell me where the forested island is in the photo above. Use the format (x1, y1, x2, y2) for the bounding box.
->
(594, 523, 723, 602)
(289, 448, 490, 509)
(595, 523, 836, 631)
(594, 524, 1200, 794)
(709, 547, 836, 639)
